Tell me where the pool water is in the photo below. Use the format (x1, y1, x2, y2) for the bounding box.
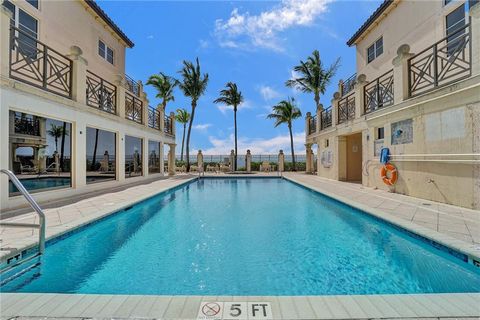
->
(2, 178, 480, 295)
(9, 177, 71, 193)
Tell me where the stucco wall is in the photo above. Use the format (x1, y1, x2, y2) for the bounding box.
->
(355, 0, 467, 82)
(11, 0, 127, 83)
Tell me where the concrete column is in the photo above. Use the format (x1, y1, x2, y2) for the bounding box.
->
(354, 74, 367, 118)
(338, 79, 344, 97)
(141, 91, 148, 126)
(305, 112, 311, 136)
(229, 149, 235, 172)
(159, 104, 165, 133)
(73, 121, 87, 188)
(118, 132, 125, 182)
(66, 46, 88, 105)
(159, 141, 165, 175)
(142, 137, 148, 177)
(331, 92, 340, 126)
(392, 44, 414, 104)
(470, 3, 480, 76)
(114, 75, 126, 118)
(316, 104, 323, 133)
(170, 112, 176, 136)
(305, 143, 314, 174)
(246, 150, 252, 173)
(278, 150, 285, 172)
(168, 144, 176, 176)
(337, 136, 347, 181)
(197, 150, 204, 173)
(0, 7, 11, 78)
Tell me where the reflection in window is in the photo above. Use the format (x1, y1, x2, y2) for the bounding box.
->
(148, 140, 161, 174)
(125, 135, 143, 178)
(86, 127, 116, 184)
(9, 111, 71, 195)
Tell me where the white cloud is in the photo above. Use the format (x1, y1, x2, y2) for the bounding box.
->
(146, 35, 154, 39)
(214, 0, 332, 51)
(198, 39, 209, 49)
(217, 99, 253, 115)
(196, 132, 306, 155)
(193, 123, 212, 131)
(259, 85, 281, 101)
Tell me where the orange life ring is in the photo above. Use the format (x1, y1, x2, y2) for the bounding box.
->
(381, 163, 398, 186)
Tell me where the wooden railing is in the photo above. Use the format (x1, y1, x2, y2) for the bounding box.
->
(86, 71, 117, 114)
(364, 69, 394, 114)
(125, 92, 143, 124)
(148, 106, 161, 130)
(408, 23, 471, 97)
(338, 93, 355, 124)
(308, 115, 317, 135)
(9, 26, 72, 99)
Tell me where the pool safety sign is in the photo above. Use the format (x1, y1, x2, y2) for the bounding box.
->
(197, 301, 272, 319)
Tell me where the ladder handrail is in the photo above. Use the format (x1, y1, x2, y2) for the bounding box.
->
(1, 169, 46, 254)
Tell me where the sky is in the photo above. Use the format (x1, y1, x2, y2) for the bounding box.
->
(97, 0, 383, 155)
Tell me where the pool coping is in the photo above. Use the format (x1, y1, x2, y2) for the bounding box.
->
(1, 292, 479, 319)
(281, 175, 480, 267)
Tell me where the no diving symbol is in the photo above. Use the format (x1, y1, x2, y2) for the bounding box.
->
(202, 302, 221, 317)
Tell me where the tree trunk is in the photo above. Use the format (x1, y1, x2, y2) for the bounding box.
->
(314, 92, 322, 111)
(185, 102, 196, 172)
(91, 128, 99, 171)
(55, 137, 58, 153)
(60, 122, 67, 171)
(234, 106, 237, 171)
(288, 123, 296, 171)
(180, 124, 186, 162)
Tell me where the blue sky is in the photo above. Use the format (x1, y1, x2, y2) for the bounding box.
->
(98, 0, 382, 154)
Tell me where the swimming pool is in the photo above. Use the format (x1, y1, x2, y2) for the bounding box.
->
(9, 177, 71, 193)
(2, 178, 479, 295)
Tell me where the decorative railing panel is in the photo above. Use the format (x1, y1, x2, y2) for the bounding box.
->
(9, 26, 72, 99)
(125, 92, 143, 124)
(125, 74, 140, 97)
(14, 113, 40, 136)
(308, 115, 317, 135)
(148, 106, 161, 130)
(86, 71, 117, 114)
(320, 108, 332, 130)
(364, 69, 394, 114)
(408, 24, 471, 97)
(164, 115, 173, 135)
(341, 73, 356, 96)
(338, 93, 355, 124)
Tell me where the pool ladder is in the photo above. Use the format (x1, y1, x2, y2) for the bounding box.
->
(0, 169, 46, 273)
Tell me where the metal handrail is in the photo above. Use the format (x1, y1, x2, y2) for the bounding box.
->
(0, 169, 46, 254)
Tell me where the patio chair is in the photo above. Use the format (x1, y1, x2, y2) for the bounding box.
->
(260, 161, 272, 172)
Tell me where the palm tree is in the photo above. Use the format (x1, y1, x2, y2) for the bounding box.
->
(178, 58, 209, 172)
(146, 72, 178, 111)
(214, 82, 243, 171)
(286, 50, 340, 111)
(267, 97, 302, 171)
(47, 124, 64, 152)
(59, 122, 69, 171)
(175, 108, 190, 162)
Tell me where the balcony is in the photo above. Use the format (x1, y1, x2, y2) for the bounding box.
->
(9, 26, 73, 99)
(338, 93, 355, 124)
(340, 73, 356, 97)
(164, 115, 173, 135)
(320, 107, 332, 130)
(86, 71, 117, 114)
(125, 92, 143, 124)
(364, 69, 394, 114)
(308, 115, 317, 135)
(125, 73, 140, 97)
(148, 106, 161, 130)
(408, 23, 471, 97)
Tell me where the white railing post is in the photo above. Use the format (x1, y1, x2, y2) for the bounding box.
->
(332, 92, 340, 126)
(392, 44, 414, 104)
(170, 112, 176, 136)
(354, 74, 367, 118)
(114, 75, 126, 118)
(66, 46, 88, 105)
(316, 104, 323, 133)
(305, 112, 311, 136)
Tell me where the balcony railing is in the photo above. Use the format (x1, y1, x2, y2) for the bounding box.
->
(338, 93, 355, 124)
(308, 115, 317, 135)
(86, 71, 117, 114)
(408, 23, 471, 97)
(320, 108, 332, 130)
(9, 26, 72, 99)
(364, 69, 394, 114)
(14, 113, 40, 136)
(125, 74, 140, 97)
(125, 92, 143, 124)
(341, 73, 356, 96)
(164, 115, 173, 135)
(148, 106, 161, 130)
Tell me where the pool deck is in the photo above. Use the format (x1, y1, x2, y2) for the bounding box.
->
(1, 172, 479, 319)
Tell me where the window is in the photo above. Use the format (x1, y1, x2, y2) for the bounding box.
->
(446, 4, 466, 54)
(26, 0, 38, 9)
(86, 127, 116, 184)
(148, 140, 161, 174)
(2, 1, 38, 38)
(125, 136, 143, 178)
(367, 37, 383, 63)
(377, 127, 385, 140)
(98, 40, 114, 64)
